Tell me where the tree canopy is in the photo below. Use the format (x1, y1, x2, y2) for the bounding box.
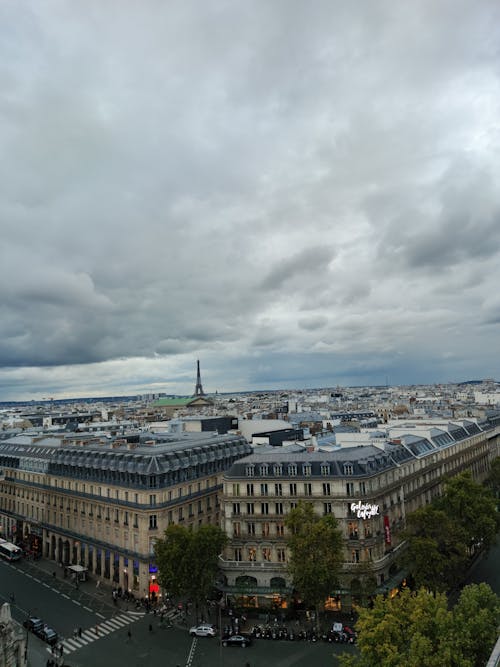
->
(285, 501, 343, 626)
(403, 471, 498, 593)
(402, 505, 468, 592)
(154, 523, 227, 610)
(436, 471, 498, 554)
(340, 584, 500, 667)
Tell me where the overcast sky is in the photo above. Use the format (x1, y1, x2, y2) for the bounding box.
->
(1, 1, 500, 400)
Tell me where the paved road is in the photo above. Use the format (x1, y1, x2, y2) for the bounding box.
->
(0, 558, 144, 667)
(1, 558, 356, 666)
(465, 537, 500, 595)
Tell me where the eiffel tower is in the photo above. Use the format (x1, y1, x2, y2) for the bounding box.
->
(193, 360, 205, 396)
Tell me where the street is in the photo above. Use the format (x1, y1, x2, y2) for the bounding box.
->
(0, 557, 356, 666)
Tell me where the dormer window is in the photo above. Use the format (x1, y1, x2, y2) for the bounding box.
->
(303, 464, 312, 477)
(246, 465, 255, 477)
(344, 463, 354, 476)
(320, 463, 330, 476)
(260, 463, 269, 476)
(288, 464, 297, 477)
(273, 464, 283, 477)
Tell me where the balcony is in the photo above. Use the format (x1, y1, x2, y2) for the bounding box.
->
(218, 556, 287, 572)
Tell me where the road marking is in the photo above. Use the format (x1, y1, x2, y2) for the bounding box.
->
(33, 577, 41, 582)
(26, 573, 34, 579)
(42, 583, 50, 588)
(72, 600, 81, 606)
(187, 638, 197, 667)
(83, 606, 92, 612)
(61, 594, 70, 599)
(96, 612, 105, 619)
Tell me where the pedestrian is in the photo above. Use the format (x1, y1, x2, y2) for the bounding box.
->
(9, 593, 15, 603)
(52, 571, 56, 579)
(148, 623, 153, 632)
(78, 627, 82, 638)
(94, 624, 99, 635)
(127, 629, 132, 642)
(96, 580, 101, 588)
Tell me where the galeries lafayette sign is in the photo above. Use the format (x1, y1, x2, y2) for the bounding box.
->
(350, 501, 380, 519)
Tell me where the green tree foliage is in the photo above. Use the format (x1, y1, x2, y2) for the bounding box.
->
(285, 501, 343, 628)
(452, 583, 500, 667)
(154, 524, 227, 611)
(403, 472, 499, 594)
(403, 506, 468, 592)
(485, 456, 500, 500)
(437, 472, 498, 553)
(340, 585, 500, 667)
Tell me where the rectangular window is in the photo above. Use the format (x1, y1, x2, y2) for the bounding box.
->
(346, 482, 354, 496)
(246, 483, 254, 497)
(277, 548, 286, 563)
(260, 483, 268, 496)
(232, 483, 240, 496)
(275, 502, 284, 515)
(124, 511, 129, 526)
(348, 522, 359, 539)
(149, 495, 156, 506)
(248, 547, 256, 561)
(178, 507, 184, 521)
(276, 523, 285, 537)
(304, 483, 312, 496)
(289, 483, 297, 496)
(233, 522, 241, 537)
(359, 482, 367, 494)
(188, 504, 193, 517)
(262, 547, 272, 561)
(232, 502, 241, 515)
(275, 483, 282, 496)
(323, 503, 332, 515)
(246, 503, 255, 515)
(234, 548, 242, 562)
(262, 522, 270, 537)
(114, 509, 119, 522)
(149, 515, 157, 529)
(133, 514, 138, 528)
(351, 549, 360, 563)
(247, 522, 256, 536)
(261, 502, 269, 515)
(322, 483, 331, 496)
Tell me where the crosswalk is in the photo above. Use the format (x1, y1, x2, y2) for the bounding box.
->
(47, 610, 145, 656)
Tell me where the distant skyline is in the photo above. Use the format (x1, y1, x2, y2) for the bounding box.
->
(1, 2, 500, 401)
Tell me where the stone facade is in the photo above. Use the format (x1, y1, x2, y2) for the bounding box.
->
(0, 430, 251, 599)
(219, 418, 499, 610)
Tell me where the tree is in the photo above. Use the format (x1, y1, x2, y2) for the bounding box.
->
(452, 583, 500, 667)
(437, 472, 498, 554)
(402, 506, 468, 593)
(339, 584, 500, 667)
(154, 524, 227, 616)
(485, 456, 500, 501)
(285, 501, 343, 630)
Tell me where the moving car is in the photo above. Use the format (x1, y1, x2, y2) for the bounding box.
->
(222, 633, 252, 648)
(189, 624, 217, 637)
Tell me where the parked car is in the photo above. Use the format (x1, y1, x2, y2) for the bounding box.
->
(23, 617, 44, 634)
(189, 624, 217, 637)
(222, 633, 252, 648)
(39, 626, 59, 646)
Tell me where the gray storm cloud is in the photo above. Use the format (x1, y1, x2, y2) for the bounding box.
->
(0, 0, 499, 399)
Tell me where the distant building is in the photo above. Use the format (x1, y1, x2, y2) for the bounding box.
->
(150, 396, 213, 418)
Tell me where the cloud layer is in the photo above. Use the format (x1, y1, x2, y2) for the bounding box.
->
(1, 1, 500, 399)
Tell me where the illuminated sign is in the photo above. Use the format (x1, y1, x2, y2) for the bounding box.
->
(350, 501, 380, 520)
